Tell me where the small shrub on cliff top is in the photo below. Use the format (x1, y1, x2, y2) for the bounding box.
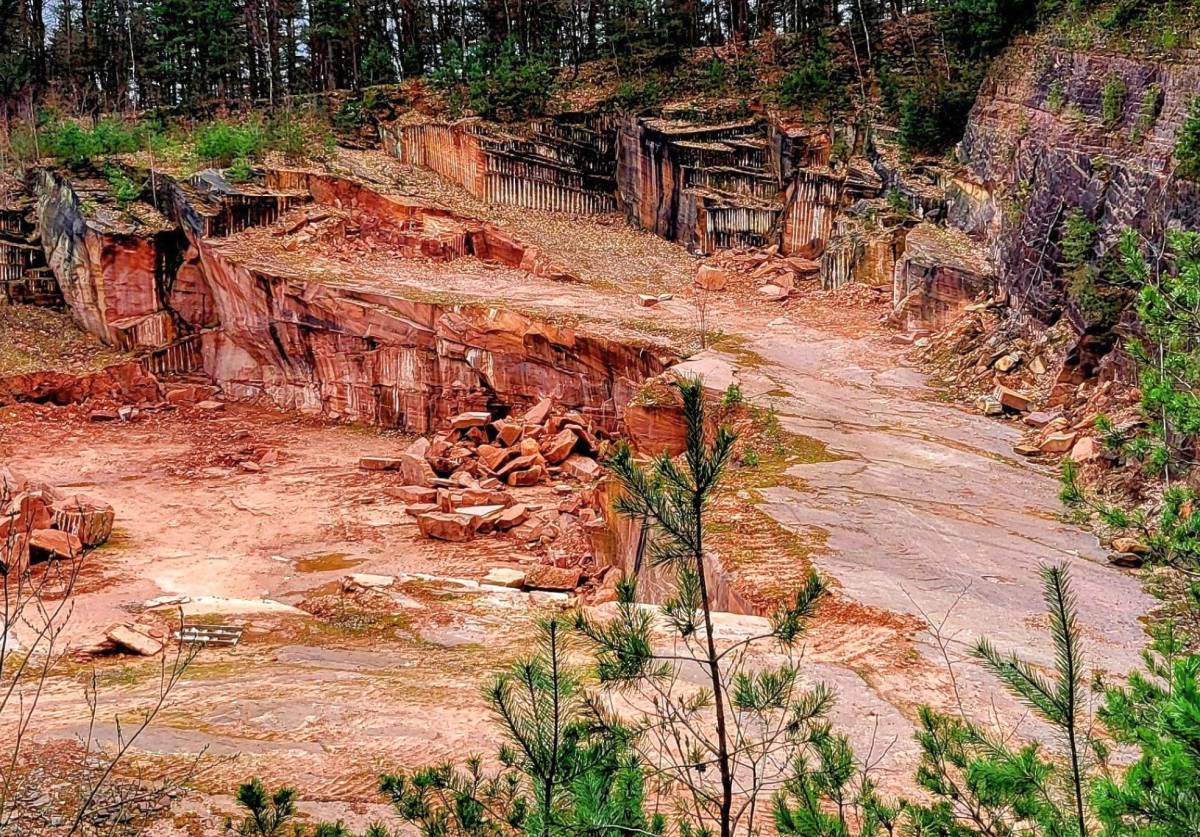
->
(103, 165, 142, 207)
(1176, 98, 1200, 180)
(42, 118, 149, 165)
(195, 121, 264, 167)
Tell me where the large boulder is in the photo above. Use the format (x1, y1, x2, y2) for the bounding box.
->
(30, 528, 84, 561)
(50, 494, 115, 547)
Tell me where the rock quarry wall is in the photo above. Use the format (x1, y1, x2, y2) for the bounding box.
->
(31, 167, 671, 432)
(35, 170, 184, 350)
(382, 116, 618, 215)
(952, 40, 1200, 330)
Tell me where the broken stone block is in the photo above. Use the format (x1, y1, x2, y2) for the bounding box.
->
(1069, 436, 1100, 463)
(477, 444, 515, 471)
(506, 466, 544, 487)
(106, 624, 163, 656)
(461, 488, 513, 507)
(400, 443, 437, 487)
(404, 502, 439, 517)
(1040, 432, 1078, 454)
(457, 504, 506, 529)
(995, 385, 1031, 412)
(637, 294, 659, 307)
(0, 532, 29, 576)
(561, 455, 602, 482)
(525, 565, 583, 592)
(449, 412, 492, 430)
(51, 494, 115, 546)
(695, 265, 728, 291)
(493, 420, 523, 447)
(30, 528, 83, 560)
(1014, 443, 1042, 457)
(391, 486, 438, 504)
(512, 516, 546, 541)
(7, 491, 52, 531)
(359, 456, 405, 471)
(541, 429, 578, 465)
(496, 453, 540, 478)
(1112, 537, 1150, 555)
(496, 504, 529, 530)
(482, 567, 526, 588)
(757, 283, 788, 301)
(1023, 411, 1058, 428)
(195, 400, 225, 412)
(993, 353, 1021, 372)
(416, 512, 476, 542)
(523, 398, 554, 427)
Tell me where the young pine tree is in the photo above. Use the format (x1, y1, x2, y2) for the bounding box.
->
(379, 616, 654, 837)
(577, 376, 831, 837)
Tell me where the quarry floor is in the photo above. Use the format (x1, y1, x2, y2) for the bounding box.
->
(2, 154, 1155, 832)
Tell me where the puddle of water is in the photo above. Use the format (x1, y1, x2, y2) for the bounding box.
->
(294, 552, 363, 573)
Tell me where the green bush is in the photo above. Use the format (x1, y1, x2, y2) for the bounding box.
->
(1059, 207, 1096, 267)
(613, 78, 664, 111)
(225, 157, 254, 183)
(194, 121, 264, 166)
(1101, 74, 1127, 127)
(433, 38, 552, 121)
(1175, 98, 1200, 180)
(1046, 80, 1067, 113)
(266, 108, 317, 161)
(898, 83, 976, 154)
(104, 165, 142, 207)
(777, 38, 836, 109)
(42, 118, 149, 165)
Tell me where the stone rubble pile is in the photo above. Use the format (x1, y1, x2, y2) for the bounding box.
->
(360, 397, 610, 544)
(693, 245, 821, 301)
(913, 295, 1075, 424)
(0, 464, 114, 576)
(914, 293, 1157, 568)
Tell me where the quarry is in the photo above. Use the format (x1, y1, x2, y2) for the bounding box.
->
(2, 7, 1199, 833)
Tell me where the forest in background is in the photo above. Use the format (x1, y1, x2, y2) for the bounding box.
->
(0, 0, 1065, 118)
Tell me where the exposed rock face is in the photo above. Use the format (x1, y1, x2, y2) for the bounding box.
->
(180, 173, 670, 432)
(821, 213, 907, 290)
(192, 256, 665, 431)
(35, 170, 184, 350)
(382, 116, 617, 214)
(953, 40, 1200, 327)
(1, 174, 60, 307)
(0, 361, 160, 406)
(892, 224, 995, 330)
(615, 115, 782, 254)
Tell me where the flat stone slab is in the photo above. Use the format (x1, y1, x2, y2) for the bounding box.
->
(482, 567, 526, 588)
